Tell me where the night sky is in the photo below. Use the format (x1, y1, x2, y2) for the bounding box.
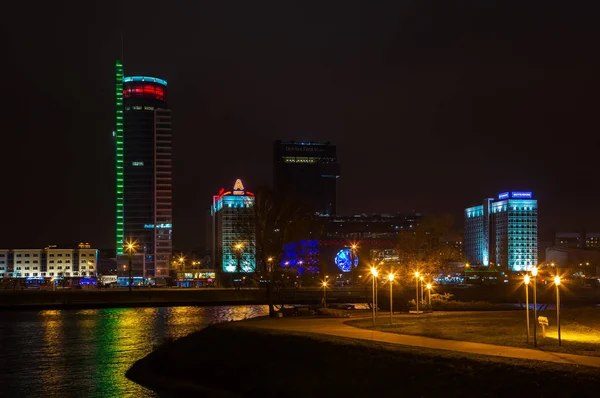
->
(2, 1, 599, 251)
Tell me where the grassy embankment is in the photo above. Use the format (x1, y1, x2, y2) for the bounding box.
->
(127, 320, 600, 397)
(347, 308, 600, 357)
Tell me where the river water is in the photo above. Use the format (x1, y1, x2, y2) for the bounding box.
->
(0, 305, 268, 397)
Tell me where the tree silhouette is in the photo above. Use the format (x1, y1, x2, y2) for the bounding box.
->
(395, 213, 463, 282)
(253, 186, 305, 317)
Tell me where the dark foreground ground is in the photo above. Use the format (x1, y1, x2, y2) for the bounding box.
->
(127, 321, 600, 397)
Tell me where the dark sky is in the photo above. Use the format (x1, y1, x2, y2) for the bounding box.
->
(2, 1, 599, 250)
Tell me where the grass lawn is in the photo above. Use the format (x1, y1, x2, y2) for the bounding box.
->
(127, 322, 600, 397)
(346, 307, 600, 357)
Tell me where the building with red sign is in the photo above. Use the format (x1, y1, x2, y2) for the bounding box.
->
(211, 179, 256, 275)
(115, 62, 172, 284)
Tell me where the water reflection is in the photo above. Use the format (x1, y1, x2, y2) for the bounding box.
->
(0, 305, 268, 397)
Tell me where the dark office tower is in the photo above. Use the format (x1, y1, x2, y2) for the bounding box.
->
(273, 141, 340, 216)
(116, 62, 172, 283)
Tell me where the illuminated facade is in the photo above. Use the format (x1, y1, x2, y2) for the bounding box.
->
(465, 192, 538, 271)
(273, 140, 340, 216)
(211, 179, 256, 273)
(116, 62, 172, 282)
(0, 244, 98, 279)
(0, 250, 7, 277)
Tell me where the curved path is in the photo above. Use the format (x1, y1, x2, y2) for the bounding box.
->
(242, 315, 600, 368)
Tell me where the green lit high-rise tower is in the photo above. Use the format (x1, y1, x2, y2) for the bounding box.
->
(115, 61, 173, 284)
(115, 61, 125, 255)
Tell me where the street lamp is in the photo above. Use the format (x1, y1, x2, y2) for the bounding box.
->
(524, 275, 530, 344)
(531, 267, 538, 347)
(370, 267, 378, 327)
(350, 244, 358, 285)
(178, 254, 185, 288)
(234, 244, 243, 289)
(388, 273, 395, 325)
(414, 271, 420, 313)
(322, 281, 328, 308)
(426, 283, 432, 307)
(465, 263, 470, 284)
(124, 240, 136, 292)
(554, 275, 561, 346)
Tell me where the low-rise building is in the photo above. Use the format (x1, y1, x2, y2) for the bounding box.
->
(0, 249, 10, 278)
(13, 249, 43, 278)
(0, 243, 98, 282)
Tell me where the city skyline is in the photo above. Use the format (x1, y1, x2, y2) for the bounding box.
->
(3, 2, 600, 250)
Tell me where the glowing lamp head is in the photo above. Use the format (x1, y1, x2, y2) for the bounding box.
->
(554, 276, 561, 286)
(322, 281, 327, 287)
(388, 273, 395, 282)
(267, 257, 273, 262)
(531, 267, 538, 277)
(465, 263, 470, 268)
(426, 283, 432, 290)
(351, 244, 357, 250)
(415, 271, 420, 278)
(419, 276, 424, 281)
(524, 275, 530, 285)
(370, 267, 378, 277)
(235, 244, 243, 250)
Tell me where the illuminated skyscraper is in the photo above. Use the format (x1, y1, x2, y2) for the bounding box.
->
(465, 191, 538, 271)
(211, 179, 256, 274)
(273, 141, 340, 216)
(115, 62, 172, 283)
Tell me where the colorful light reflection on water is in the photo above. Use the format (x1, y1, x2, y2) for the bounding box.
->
(0, 305, 268, 397)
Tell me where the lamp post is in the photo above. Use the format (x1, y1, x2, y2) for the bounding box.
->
(234, 244, 243, 289)
(524, 275, 530, 344)
(322, 281, 328, 307)
(388, 273, 394, 325)
(414, 271, 420, 313)
(178, 254, 185, 288)
(125, 241, 136, 292)
(464, 263, 470, 284)
(555, 275, 561, 346)
(350, 244, 358, 285)
(531, 267, 538, 347)
(370, 267, 378, 327)
(426, 283, 432, 307)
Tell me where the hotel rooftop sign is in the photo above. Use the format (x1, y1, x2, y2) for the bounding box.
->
(498, 191, 533, 200)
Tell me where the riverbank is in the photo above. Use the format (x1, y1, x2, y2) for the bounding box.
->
(0, 288, 369, 310)
(127, 317, 600, 397)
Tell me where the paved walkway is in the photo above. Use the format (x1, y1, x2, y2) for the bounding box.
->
(242, 316, 600, 368)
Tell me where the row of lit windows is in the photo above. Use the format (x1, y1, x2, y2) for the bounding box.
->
(11, 272, 93, 277)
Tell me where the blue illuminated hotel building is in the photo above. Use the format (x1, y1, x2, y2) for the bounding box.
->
(211, 179, 256, 273)
(465, 191, 538, 271)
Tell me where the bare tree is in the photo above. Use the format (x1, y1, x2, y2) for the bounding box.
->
(253, 186, 305, 317)
(395, 214, 463, 282)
